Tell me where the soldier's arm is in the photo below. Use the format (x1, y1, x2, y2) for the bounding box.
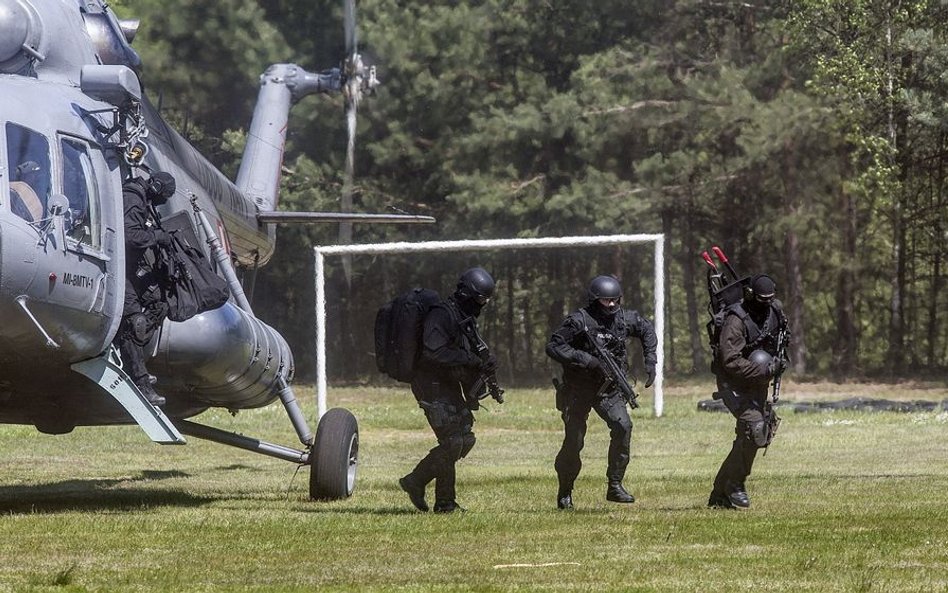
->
(625, 310, 658, 368)
(546, 315, 598, 369)
(123, 191, 159, 250)
(420, 306, 479, 368)
(719, 314, 770, 380)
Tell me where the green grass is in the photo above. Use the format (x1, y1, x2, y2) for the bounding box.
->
(1, 380, 947, 592)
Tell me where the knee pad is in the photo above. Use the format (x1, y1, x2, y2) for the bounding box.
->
(442, 434, 466, 461)
(742, 420, 770, 448)
(459, 433, 476, 459)
(606, 407, 632, 438)
(122, 313, 149, 345)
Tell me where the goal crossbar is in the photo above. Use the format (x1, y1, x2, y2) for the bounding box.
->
(313, 234, 666, 417)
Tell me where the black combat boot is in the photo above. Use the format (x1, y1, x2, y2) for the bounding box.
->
(135, 378, 166, 407)
(606, 482, 635, 503)
(707, 492, 736, 509)
(557, 490, 573, 510)
(433, 499, 465, 514)
(398, 475, 429, 512)
(727, 488, 750, 509)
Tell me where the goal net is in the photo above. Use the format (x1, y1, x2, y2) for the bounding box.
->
(313, 234, 665, 417)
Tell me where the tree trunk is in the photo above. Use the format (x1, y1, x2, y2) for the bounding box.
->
(678, 205, 703, 374)
(833, 177, 858, 378)
(928, 133, 945, 368)
(885, 25, 910, 375)
(785, 227, 806, 375)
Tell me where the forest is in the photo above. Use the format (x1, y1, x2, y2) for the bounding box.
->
(114, 0, 948, 385)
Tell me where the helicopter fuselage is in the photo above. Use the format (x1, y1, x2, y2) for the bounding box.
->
(0, 0, 292, 433)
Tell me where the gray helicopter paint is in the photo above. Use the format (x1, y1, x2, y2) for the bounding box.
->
(0, 0, 317, 430)
(151, 302, 293, 410)
(72, 349, 185, 444)
(0, 77, 121, 364)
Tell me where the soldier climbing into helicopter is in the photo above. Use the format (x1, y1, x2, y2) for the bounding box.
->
(115, 171, 177, 406)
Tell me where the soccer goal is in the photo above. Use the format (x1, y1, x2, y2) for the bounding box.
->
(313, 234, 666, 417)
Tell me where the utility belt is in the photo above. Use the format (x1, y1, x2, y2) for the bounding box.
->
(553, 377, 624, 412)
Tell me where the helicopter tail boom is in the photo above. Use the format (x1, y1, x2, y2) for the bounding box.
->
(235, 64, 343, 212)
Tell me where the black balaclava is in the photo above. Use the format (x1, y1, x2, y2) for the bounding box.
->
(746, 274, 776, 321)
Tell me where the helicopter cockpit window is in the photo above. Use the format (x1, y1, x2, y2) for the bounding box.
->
(60, 138, 99, 247)
(5, 123, 51, 224)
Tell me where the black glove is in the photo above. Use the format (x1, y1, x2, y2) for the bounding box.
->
(768, 357, 788, 377)
(480, 353, 498, 374)
(644, 365, 656, 388)
(585, 356, 601, 371)
(155, 230, 173, 248)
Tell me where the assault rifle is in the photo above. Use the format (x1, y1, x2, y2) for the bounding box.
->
(459, 317, 505, 405)
(772, 324, 790, 404)
(580, 313, 638, 409)
(761, 312, 790, 454)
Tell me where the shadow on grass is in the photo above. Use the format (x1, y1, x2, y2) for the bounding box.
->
(214, 463, 265, 472)
(295, 504, 427, 516)
(0, 470, 216, 514)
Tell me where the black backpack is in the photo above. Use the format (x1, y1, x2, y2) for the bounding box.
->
(159, 234, 230, 322)
(706, 277, 750, 374)
(374, 288, 441, 382)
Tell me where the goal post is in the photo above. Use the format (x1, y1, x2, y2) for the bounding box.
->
(313, 234, 665, 418)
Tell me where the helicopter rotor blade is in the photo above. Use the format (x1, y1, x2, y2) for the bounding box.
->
(344, 0, 357, 58)
(340, 0, 359, 286)
(257, 211, 435, 225)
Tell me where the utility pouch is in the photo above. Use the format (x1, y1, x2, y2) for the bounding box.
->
(714, 388, 742, 417)
(553, 377, 567, 412)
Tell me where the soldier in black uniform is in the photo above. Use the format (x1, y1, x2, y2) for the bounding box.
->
(708, 274, 787, 509)
(547, 275, 657, 510)
(398, 267, 497, 513)
(116, 172, 176, 406)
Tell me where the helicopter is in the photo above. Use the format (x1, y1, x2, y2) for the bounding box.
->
(0, 0, 432, 499)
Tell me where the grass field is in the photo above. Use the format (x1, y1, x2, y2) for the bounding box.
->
(1, 380, 947, 592)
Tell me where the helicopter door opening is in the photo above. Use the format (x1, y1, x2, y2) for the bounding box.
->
(5, 122, 51, 225)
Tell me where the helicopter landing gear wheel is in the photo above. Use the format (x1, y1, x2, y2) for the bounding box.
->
(309, 408, 359, 500)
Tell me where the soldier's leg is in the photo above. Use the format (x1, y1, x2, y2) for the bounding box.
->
(120, 279, 165, 395)
(434, 408, 475, 510)
(399, 384, 442, 511)
(118, 312, 149, 380)
(116, 285, 165, 407)
(711, 408, 765, 508)
(711, 425, 744, 496)
(409, 401, 454, 484)
(736, 407, 767, 487)
(554, 394, 592, 495)
(593, 395, 633, 484)
(594, 395, 635, 503)
(118, 279, 147, 378)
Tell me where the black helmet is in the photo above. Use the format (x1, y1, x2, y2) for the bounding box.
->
(146, 172, 176, 204)
(588, 275, 622, 303)
(748, 349, 772, 368)
(456, 267, 495, 305)
(588, 275, 622, 317)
